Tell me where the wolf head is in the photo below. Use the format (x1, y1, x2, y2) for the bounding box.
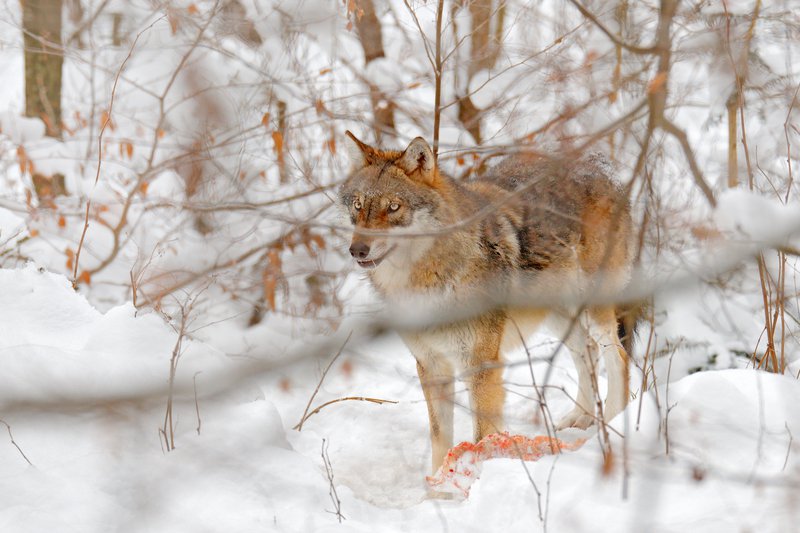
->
(338, 131, 444, 271)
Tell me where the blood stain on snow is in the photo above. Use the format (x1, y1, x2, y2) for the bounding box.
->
(427, 432, 586, 499)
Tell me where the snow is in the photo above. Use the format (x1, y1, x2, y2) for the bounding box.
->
(468, 65, 520, 110)
(0, 265, 228, 404)
(0, 207, 25, 246)
(364, 57, 401, 93)
(1, 0, 800, 530)
(714, 188, 800, 248)
(0, 112, 45, 145)
(1, 266, 799, 532)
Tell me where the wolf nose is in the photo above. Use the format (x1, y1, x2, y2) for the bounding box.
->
(349, 242, 370, 260)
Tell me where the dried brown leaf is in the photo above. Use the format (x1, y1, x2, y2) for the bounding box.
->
(272, 131, 284, 154)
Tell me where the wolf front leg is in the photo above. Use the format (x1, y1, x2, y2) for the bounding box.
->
(415, 357, 455, 474)
(466, 328, 505, 442)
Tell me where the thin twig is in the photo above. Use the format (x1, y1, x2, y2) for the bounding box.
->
(295, 332, 352, 431)
(664, 349, 676, 456)
(636, 306, 656, 431)
(71, 16, 163, 288)
(294, 396, 398, 431)
(567, 0, 656, 55)
(0, 418, 33, 466)
(193, 372, 202, 436)
(322, 439, 345, 523)
(782, 422, 793, 472)
(661, 118, 717, 208)
(161, 284, 210, 451)
(66, 0, 113, 45)
(401, 0, 436, 71)
(80, 6, 222, 283)
(783, 81, 800, 203)
(509, 317, 557, 447)
(162, 306, 188, 451)
(542, 454, 559, 533)
(432, 0, 444, 161)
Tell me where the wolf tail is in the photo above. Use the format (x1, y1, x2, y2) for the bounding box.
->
(616, 301, 648, 358)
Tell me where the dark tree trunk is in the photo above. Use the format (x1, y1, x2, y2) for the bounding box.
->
(455, 0, 504, 145)
(354, 0, 396, 143)
(22, 0, 64, 138)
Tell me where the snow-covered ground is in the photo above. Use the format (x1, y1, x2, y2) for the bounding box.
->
(2, 264, 799, 532)
(2, 1, 800, 531)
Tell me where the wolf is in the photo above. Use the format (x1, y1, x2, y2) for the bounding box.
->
(337, 131, 634, 475)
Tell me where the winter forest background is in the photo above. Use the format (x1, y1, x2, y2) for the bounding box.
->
(1, 1, 800, 531)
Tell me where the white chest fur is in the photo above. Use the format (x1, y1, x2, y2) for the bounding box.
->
(401, 321, 478, 369)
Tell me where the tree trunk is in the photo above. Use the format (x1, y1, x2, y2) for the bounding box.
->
(455, 0, 504, 145)
(22, 0, 64, 138)
(354, 0, 396, 143)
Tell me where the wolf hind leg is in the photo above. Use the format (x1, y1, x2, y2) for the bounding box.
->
(554, 314, 600, 430)
(590, 306, 629, 423)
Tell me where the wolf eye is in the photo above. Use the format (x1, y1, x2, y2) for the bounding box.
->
(353, 199, 362, 210)
(388, 202, 401, 212)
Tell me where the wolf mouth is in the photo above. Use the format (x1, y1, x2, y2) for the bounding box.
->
(356, 245, 397, 269)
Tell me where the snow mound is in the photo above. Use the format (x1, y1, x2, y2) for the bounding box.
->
(0, 111, 45, 144)
(0, 265, 228, 404)
(0, 266, 334, 532)
(714, 188, 800, 248)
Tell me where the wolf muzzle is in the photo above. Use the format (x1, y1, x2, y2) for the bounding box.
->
(349, 241, 370, 260)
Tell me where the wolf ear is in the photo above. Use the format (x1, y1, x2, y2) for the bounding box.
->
(344, 130, 375, 170)
(398, 137, 436, 185)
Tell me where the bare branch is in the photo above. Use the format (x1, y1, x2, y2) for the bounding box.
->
(295, 332, 352, 431)
(0, 418, 33, 466)
(661, 118, 717, 208)
(72, 15, 164, 288)
(294, 396, 398, 431)
(321, 439, 345, 523)
(567, 0, 657, 55)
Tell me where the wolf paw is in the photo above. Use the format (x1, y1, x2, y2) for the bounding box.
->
(555, 408, 595, 430)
